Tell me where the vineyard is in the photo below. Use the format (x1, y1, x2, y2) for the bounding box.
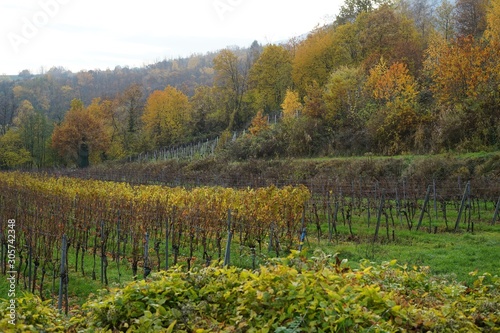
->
(0, 172, 311, 308)
(0, 169, 499, 328)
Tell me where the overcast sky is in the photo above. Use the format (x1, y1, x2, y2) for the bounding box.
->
(0, 0, 342, 75)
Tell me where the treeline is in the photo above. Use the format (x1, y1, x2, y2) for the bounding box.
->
(1, 0, 500, 168)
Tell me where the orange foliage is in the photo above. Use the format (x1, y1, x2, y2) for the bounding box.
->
(51, 99, 109, 164)
(249, 110, 269, 135)
(424, 34, 493, 106)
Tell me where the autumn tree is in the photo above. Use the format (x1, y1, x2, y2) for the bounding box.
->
(213, 49, 247, 131)
(292, 26, 338, 96)
(109, 84, 144, 155)
(424, 31, 500, 148)
(365, 59, 420, 153)
(248, 44, 293, 112)
(455, 0, 488, 38)
(0, 129, 31, 169)
(14, 100, 52, 168)
(303, 81, 327, 120)
(51, 99, 110, 167)
(0, 81, 16, 135)
(322, 66, 370, 152)
(335, 0, 378, 25)
(324, 67, 365, 127)
(357, 4, 424, 72)
(191, 85, 226, 136)
(485, 0, 500, 49)
(142, 86, 193, 148)
(249, 110, 269, 135)
(424, 34, 490, 106)
(399, 0, 435, 40)
(435, 0, 457, 41)
(281, 89, 303, 119)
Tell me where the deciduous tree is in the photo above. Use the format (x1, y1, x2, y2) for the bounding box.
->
(51, 99, 109, 167)
(485, 0, 500, 49)
(14, 100, 52, 168)
(357, 4, 424, 73)
(323, 66, 365, 128)
(249, 110, 269, 135)
(281, 89, 303, 119)
(303, 81, 327, 120)
(213, 49, 247, 130)
(365, 60, 420, 153)
(142, 86, 192, 148)
(455, 0, 488, 37)
(248, 44, 293, 112)
(435, 0, 457, 42)
(0, 129, 31, 169)
(292, 26, 337, 96)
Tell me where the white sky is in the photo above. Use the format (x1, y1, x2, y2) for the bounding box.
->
(0, 0, 342, 75)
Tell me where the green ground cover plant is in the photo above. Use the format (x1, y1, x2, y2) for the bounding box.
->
(1, 253, 499, 332)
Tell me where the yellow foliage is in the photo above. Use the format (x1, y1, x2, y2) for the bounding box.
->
(485, 0, 500, 49)
(142, 86, 192, 148)
(424, 34, 494, 106)
(51, 98, 110, 165)
(0, 130, 32, 168)
(366, 59, 417, 103)
(281, 89, 302, 119)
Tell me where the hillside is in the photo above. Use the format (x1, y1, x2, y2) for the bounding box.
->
(1, 0, 500, 169)
(53, 152, 500, 196)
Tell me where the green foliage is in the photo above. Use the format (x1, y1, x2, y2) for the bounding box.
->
(0, 129, 32, 169)
(0, 293, 66, 332)
(225, 116, 330, 159)
(248, 44, 293, 112)
(5, 254, 493, 332)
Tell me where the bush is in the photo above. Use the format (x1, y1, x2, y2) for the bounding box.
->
(70, 253, 499, 332)
(0, 292, 66, 332)
(2, 254, 498, 332)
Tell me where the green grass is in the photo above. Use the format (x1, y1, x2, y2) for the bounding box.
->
(319, 228, 500, 284)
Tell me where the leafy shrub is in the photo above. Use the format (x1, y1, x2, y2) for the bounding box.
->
(70, 252, 499, 332)
(2, 254, 498, 332)
(0, 292, 66, 332)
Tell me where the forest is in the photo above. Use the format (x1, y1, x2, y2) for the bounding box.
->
(1, 0, 500, 169)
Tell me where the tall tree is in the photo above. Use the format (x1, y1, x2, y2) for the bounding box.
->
(357, 4, 424, 72)
(51, 99, 109, 167)
(424, 33, 500, 148)
(213, 49, 247, 131)
(292, 26, 338, 96)
(0, 81, 16, 135)
(365, 59, 420, 153)
(248, 44, 293, 112)
(485, 0, 500, 48)
(435, 0, 457, 41)
(336, 0, 378, 24)
(14, 100, 52, 168)
(323, 66, 369, 152)
(323, 66, 365, 129)
(113, 84, 144, 154)
(281, 89, 303, 119)
(0, 129, 31, 169)
(191, 85, 226, 136)
(455, 0, 488, 37)
(303, 81, 327, 119)
(399, 0, 437, 41)
(142, 86, 193, 148)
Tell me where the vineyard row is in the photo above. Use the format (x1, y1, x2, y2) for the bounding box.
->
(0, 171, 498, 307)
